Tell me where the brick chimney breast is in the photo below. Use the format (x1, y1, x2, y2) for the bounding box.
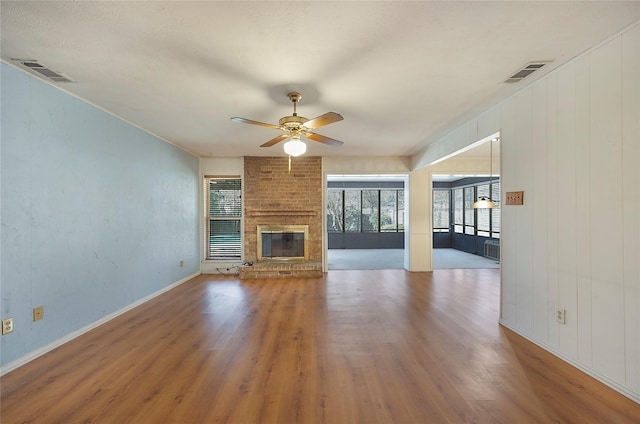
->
(242, 157, 323, 278)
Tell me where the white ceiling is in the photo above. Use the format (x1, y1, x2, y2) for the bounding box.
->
(2, 1, 639, 159)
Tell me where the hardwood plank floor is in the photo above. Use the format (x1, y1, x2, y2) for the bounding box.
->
(2, 269, 639, 423)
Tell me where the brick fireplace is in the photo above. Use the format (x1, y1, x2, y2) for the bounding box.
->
(240, 156, 323, 278)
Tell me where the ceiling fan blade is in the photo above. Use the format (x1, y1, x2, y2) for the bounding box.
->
(260, 133, 289, 147)
(231, 117, 280, 130)
(305, 132, 344, 146)
(303, 112, 343, 129)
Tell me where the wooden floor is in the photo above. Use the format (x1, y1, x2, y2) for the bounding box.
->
(2, 269, 639, 423)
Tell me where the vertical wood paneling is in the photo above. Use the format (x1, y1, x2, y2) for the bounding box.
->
(621, 24, 640, 393)
(589, 36, 625, 384)
(546, 72, 561, 349)
(412, 21, 640, 401)
(514, 88, 534, 334)
(477, 108, 497, 140)
(464, 120, 477, 145)
(574, 53, 593, 367)
(499, 99, 517, 323)
(557, 63, 579, 359)
(531, 80, 549, 343)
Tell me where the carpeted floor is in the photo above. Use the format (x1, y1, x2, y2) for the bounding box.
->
(327, 248, 500, 270)
(432, 248, 500, 269)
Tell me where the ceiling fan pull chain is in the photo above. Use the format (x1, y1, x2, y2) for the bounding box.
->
(288, 155, 292, 173)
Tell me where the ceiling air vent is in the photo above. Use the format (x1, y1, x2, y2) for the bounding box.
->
(505, 62, 549, 83)
(12, 59, 73, 83)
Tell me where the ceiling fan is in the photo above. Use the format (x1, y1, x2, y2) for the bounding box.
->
(231, 92, 344, 156)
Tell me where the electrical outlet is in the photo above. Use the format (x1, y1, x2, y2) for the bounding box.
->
(33, 306, 44, 322)
(180, 260, 184, 267)
(555, 306, 566, 324)
(2, 318, 14, 335)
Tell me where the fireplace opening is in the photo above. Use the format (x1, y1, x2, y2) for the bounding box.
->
(257, 225, 309, 261)
(262, 232, 304, 258)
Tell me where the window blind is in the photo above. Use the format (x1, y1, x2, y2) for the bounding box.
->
(206, 177, 242, 260)
(491, 182, 501, 238)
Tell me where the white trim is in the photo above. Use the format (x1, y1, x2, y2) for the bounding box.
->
(0, 272, 200, 376)
(499, 320, 640, 404)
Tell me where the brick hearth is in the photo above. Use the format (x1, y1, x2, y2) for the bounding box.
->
(238, 261, 322, 279)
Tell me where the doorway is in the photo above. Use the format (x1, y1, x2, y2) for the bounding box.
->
(431, 134, 501, 269)
(326, 174, 408, 270)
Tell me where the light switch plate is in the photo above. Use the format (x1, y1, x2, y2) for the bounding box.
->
(506, 191, 524, 205)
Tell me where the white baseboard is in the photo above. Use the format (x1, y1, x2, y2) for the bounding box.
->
(499, 319, 640, 404)
(0, 272, 200, 376)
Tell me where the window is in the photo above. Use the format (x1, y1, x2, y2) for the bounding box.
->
(435, 179, 500, 238)
(381, 190, 400, 232)
(328, 188, 404, 233)
(361, 190, 379, 232)
(205, 177, 241, 260)
(344, 190, 361, 232)
(432, 190, 450, 232)
(491, 182, 501, 238)
(397, 191, 405, 231)
(327, 190, 344, 232)
(464, 187, 475, 235)
(453, 188, 464, 233)
(476, 184, 490, 236)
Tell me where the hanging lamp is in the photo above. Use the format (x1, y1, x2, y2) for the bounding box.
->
(472, 138, 498, 209)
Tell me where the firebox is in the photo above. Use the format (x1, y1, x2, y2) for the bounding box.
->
(257, 225, 309, 261)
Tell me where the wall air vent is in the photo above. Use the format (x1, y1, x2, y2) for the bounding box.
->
(505, 62, 550, 83)
(11, 59, 73, 83)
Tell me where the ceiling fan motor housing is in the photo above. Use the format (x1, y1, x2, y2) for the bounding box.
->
(279, 115, 309, 130)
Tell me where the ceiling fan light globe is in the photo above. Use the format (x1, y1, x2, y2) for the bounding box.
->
(284, 137, 306, 157)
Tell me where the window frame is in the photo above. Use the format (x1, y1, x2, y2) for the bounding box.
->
(327, 188, 404, 233)
(204, 175, 242, 261)
(432, 189, 451, 233)
(380, 189, 402, 232)
(436, 179, 500, 238)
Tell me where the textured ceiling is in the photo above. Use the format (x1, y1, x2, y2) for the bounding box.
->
(2, 1, 639, 159)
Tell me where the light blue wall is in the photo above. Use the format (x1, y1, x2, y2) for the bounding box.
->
(1, 62, 200, 367)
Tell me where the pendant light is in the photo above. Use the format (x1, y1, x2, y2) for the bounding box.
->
(472, 137, 498, 209)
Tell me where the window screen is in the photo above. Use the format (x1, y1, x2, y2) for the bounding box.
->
(476, 184, 490, 236)
(464, 187, 475, 235)
(433, 190, 450, 232)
